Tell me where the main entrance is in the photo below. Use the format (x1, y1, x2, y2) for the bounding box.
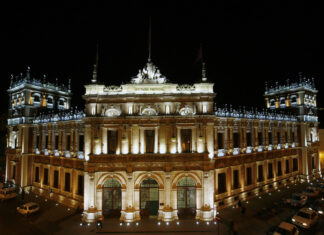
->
(140, 178, 159, 218)
(177, 177, 196, 218)
(102, 178, 121, 218)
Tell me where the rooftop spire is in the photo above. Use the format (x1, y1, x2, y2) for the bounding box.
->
(202, 62, 207, 82)
(148, 17, 152, 62)
(91, 42, 99, 84)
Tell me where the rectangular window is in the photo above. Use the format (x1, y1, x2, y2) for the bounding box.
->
(291, 131, 295, 143)
(277, 161, 282, 176)
(258, 165, 263, 182)
(258, 132, 262, 145)
(268, 132, 273, 145)
(45, 135, 49, 149)
(79, 134, 84, 152)
(246, 132, 252, 146)
(145, 130, 155, 153)
(53, 170, 59, 188)
(12, 165, 16, 180)
(55, 135, 59, 149)
(64, 172, 71, 192)
(78, 175, 84, 196)
(36, 135, 40, 149)
(284, 131, 287, 143)
(293, 158, 298, 171)
(268, 163, 273, 179)
(181, 129, 192, 153)
(217, 133, 223, 149)
(285, 159, 290, 173)
(246, 167, 252, 185)
(108, 130, 118, 154)
(218, 173, 227, 193)
(66, 135, 71, 151)
(233, 170, 239, 189)
(277, 132, 281, 144)
(233, 133, 239, 148)
(43, 168, 49, 185)
(35, 166, 39, 182)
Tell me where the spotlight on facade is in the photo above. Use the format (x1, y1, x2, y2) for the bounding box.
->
(206, 222, 210, 225)
(80, 223, 82, 226)
(176, 221, 180, 225)
(68, 208, 70, 211)
(269, 193, 272, 195)
(120, 223, 123, 226)
(35, 195, 38, 198)
(127, 222, 130, 226)
(55, 203, 58, 206)
(136, 222, 139, 226)
(259, 196, 261, 199)
(214, 221, 217, 225)
(45, 199, 47, 202)
(196, 221, 199, 225)
(87, 223, 90, 226)
(157, 222, 161, 226)
(166, 222, 169, 226)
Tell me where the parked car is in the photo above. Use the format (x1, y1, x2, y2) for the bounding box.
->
(310, 199, 324, 215)
(0, 187, 17, 201)
(17, 202, 40, 216)
(273, 221, 299, 235)
(285, 193, 307, 207)
(302, 187, 319, 197)
(291, 207, 318, 229)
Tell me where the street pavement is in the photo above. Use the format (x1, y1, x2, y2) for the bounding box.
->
(0, 179, 324, 235)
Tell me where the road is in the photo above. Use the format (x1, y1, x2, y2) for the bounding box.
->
(0, 179, 324, 235)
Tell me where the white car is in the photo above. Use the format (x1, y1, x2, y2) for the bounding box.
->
(302, 187, 319, 197)
(0, 187, 17, 201)
(17, 202, 40, 216)
(291, 207, 318, 229)
(285, 193, 307, 207)
(273, 221, 299, 235)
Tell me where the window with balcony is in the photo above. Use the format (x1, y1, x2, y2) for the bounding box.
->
(43, 168, 49, 185)
(181, 129, 192, 153)
(145, 130, 155, 153)
(35, 167, 39, 183)
(268, 163, 273, 179)
(53, 170, 59, 188)
(108, 130, 118, 154)
(246, 167, 252, 185)
(233, 133, 240, 148)
(218, 173, 227, 193)
(217, 133, 223, 149)
(258, 165, 263, 182)
(233, 170, 239, 189)
(65, 172, 71, 192)
(293, 158, 298, 171)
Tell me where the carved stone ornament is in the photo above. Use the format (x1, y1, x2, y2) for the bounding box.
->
(105, 105, 121, 117)
(141, 104, 157, 116)
(179, 105, 195, 116)
(131, 61, 166, 84)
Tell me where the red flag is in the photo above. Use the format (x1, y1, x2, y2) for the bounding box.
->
(195, 44, 203, 63)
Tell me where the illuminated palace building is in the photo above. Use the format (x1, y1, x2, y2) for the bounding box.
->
(5, 56, 320, 222)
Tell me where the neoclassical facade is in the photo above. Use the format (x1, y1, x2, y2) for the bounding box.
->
(5, 61, 320, 222)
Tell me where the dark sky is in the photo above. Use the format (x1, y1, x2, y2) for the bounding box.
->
(1, 2, 323, 125)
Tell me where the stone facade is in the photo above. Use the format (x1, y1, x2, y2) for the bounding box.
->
(5, 63, 320, 222)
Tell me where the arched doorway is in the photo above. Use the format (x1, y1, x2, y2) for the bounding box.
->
(177, 177, 196, 218)
(140, 178, 159, 218)
(102, 178, 121, 218)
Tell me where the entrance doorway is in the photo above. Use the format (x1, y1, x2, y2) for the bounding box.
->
(177, 177, 196, 218)
(102, 178, 121, 218)
(140, 178, 159, 218)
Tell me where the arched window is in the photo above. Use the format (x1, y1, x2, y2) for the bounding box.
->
(33, 94, 40, 102)
(270, 99, 275, 107)
(47, 96, 53, 104)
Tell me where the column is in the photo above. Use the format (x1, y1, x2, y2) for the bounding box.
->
(200, 171, 214, 221)
(177, 127, 181, 153)
(83, 171, 97, 222)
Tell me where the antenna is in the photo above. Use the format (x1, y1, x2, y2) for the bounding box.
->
(148, 17, 152, 62)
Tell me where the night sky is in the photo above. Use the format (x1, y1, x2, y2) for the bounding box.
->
(1, 2, 323, 126)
